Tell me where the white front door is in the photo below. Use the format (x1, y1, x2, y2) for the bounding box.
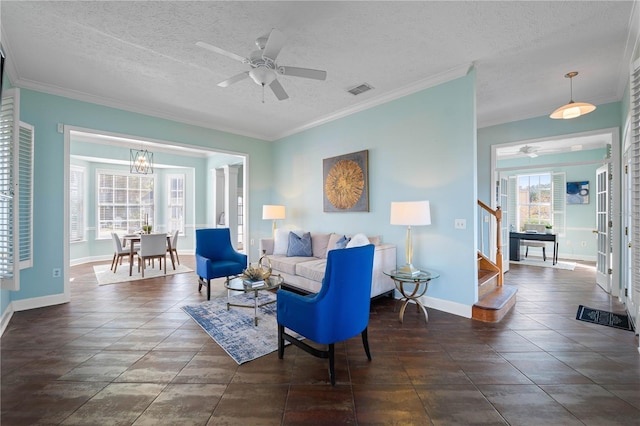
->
(595, 165, 611, 293)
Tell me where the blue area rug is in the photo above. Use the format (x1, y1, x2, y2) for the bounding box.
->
(182, 292, 285, 364)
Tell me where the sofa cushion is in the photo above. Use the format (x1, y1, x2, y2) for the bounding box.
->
(269, 255, 316, 276)
(296, 258, 328, 283)
(287, 231, 313, 257)
(311, 233, 331, 258)
(346, 233, 370, 248)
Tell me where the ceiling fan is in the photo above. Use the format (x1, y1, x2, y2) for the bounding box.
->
(196, 28, 327, 101)
(519, 145, 539, 158)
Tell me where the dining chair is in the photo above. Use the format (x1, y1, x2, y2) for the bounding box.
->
(110, 233, 136, 273)
(137, 233, 168, 277)
(167, 229, 180, 268)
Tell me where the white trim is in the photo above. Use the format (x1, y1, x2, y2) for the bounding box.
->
(419, 295, 472, 319)
(274, 63, 473, 140)
(11, 293, 69, 313)
(0, 303, 14, 336)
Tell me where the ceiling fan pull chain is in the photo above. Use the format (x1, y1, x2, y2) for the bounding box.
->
(262, 84, 265, 103)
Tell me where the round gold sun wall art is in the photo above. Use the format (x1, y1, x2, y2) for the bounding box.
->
(325, 159, 364, 210)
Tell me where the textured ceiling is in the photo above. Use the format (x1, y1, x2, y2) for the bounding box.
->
(1, 1, 636, 141)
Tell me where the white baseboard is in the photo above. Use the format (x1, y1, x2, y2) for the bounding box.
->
(1, 303, 14, 336)
(393, 294, 472, 319)
(11, 293, 69, 312)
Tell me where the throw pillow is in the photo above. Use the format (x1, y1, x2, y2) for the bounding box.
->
(287, 231, 313, 257)
(346, 233, 370, 248)
(274, 228, 301, 255)
(334, 235, 351, 249)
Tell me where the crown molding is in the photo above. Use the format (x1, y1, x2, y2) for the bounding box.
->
(272, 63, 473, 141)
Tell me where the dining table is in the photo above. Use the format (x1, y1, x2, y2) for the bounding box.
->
(122, 233, 175, 276)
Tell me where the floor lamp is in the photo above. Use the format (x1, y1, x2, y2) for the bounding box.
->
(262, 205, 286, 237)
(390, 200, 431, 276)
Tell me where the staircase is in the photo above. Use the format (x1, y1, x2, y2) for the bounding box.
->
(472, 201, 517, 322)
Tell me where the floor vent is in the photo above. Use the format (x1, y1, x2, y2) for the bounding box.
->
(347, 83, 374, 96)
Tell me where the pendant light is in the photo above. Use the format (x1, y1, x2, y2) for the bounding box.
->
(550, 71, 596, 119)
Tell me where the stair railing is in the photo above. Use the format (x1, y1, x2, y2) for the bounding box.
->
(477, 200, 503, 286)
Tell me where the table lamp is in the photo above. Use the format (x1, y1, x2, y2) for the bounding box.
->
(262, 205, 286, 237)
(390, 200, 431, 276)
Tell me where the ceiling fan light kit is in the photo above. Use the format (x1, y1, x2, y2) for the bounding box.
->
(197, 28, 327, 102)
(550, 71, 596, 119)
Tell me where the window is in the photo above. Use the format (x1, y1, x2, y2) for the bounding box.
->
(508, 172, 565, 234)
(97, 170, 154, 239)
(517, 173, 552, 229)
(167, 173, 184, 234)
(70, 165, 85, 242)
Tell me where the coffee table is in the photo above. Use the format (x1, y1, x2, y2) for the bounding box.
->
(225, 274, 284, 325)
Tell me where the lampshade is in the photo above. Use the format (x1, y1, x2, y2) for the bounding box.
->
(550, 71, 596, 120)
(262, 205, 286, 220)
(390, 200, 431, 276)
(390, 201, 431, 226)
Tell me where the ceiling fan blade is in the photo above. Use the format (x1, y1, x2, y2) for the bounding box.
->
(262, 28, 285, 61)
(217, 72, 250, 88)
(196, 41, 247, 63)
(269, 79, 289, 100)
(277, 66, 327, 80)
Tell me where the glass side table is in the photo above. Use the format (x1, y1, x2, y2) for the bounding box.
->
(225, 274, 283, 326)
(384, 268, 440, 323)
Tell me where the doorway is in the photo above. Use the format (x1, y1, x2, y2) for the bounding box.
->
(491, 128, 620, 296)
(63, 127, 247, 296)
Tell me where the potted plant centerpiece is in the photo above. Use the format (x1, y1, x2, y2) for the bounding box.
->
(545, 224, 553, 234)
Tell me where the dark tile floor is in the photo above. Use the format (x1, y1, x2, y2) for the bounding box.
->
(1, 256, 638, 425)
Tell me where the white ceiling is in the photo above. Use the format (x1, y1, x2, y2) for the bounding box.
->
(1, 1, 637, 141)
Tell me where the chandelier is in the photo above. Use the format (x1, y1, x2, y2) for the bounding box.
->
(130, 148, 153, 174)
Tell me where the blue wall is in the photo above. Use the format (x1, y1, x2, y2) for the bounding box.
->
(272, 72, 479, 308)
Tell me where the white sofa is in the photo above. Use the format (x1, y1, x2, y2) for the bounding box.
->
(259, 231, 396, 298)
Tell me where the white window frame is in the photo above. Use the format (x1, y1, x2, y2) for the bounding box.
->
(166, 173, 185, 234)
(69, 165, 85, 243)
(96, 169, 155, 239)
(508, 171, 566, 236)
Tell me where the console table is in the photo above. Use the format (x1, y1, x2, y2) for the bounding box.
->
(509, 232, 558, 265)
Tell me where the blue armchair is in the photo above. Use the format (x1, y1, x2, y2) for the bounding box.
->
(277, 244, 375, 385)
(195, 228, 247, 300)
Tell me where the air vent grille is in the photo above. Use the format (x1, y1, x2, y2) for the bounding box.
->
(347, 83, 374, 96)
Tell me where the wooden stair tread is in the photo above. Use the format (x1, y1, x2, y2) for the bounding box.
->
(478, 269, 499, 285)
(474, 285, 517, 310)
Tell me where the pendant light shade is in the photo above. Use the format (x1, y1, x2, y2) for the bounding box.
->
(550, 71, 596, 119)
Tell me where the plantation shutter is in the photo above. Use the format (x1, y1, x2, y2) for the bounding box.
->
(0, 91, 19, 290)
(18, 122, 33, 267)
(552, 172, 566, 236)
(630, 59, 640, 318)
